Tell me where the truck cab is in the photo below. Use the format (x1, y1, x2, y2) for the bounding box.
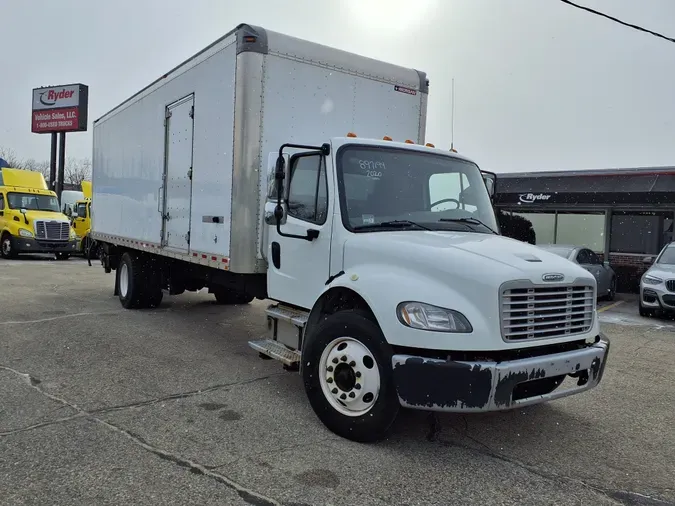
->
(250, 134, 609, 441)
(0, 167, 78, 260)
(71, 181, 95, 258)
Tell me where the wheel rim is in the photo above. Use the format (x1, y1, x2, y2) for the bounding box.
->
(119, 263, 129, 298)
(2, 238, 10, 256)
(318, 337, 381, 417)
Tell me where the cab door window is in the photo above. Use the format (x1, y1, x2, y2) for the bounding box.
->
(0, 193, 5, 215)
(287, 154, 328, 224)
(76, 203, 87, 218)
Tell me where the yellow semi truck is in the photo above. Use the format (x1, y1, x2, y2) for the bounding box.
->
(0, 167, 78, 259)
(71, 180, 96, 258)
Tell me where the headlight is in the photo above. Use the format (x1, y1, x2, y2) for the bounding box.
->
(18, 228, 33, 238)
(397, 301, 472, 333)
(643, 275, 663, 285)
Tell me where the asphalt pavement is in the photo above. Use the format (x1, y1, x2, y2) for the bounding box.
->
(1, 256, 674, 506)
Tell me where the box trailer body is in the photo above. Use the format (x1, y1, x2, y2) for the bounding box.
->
(92, 24, 427, 275)
(91, 24, 609, 443)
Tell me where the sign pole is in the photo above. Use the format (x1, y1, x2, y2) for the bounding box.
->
(49, 132, 57, 190)
(57, 132, 66, 202)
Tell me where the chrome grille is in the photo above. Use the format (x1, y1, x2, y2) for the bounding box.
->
(666, 280, 675, 292)
(34, 220, 69, 241)
(501, 284, 594, 341)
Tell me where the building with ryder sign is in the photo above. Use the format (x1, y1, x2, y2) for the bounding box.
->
(494, 166, 675, 293)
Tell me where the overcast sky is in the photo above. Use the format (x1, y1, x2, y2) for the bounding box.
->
(1, 0, 674, 173)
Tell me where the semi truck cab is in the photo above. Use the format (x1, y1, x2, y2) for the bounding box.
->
(0, 168, 77, 260)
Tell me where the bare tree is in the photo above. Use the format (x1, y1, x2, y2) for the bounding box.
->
(0, 147, 26, 169)
(0, 146, 91, 188)
(65, 157, 92, 186)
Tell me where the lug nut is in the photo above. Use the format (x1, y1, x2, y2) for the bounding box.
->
(355, 371, 362, 378)
(355, 384, 361, 390)
(340, 355, 347, 362)
(348, 392, 355, 398)
(327, 377, 333, 383)
(349, 361, 356, 367)
(340, 393, 347, 400)
(332, 388, 338, 394)
(327, 366, 333, 372)
(332, 358, 338, 364)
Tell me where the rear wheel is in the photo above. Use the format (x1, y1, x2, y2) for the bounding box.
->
(117, 251, 152, 309)
(0, 233, 16, 259)
(302, 310, 399, 443)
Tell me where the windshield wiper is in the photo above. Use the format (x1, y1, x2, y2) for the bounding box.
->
(439, 217, 498, 234)
(353, 220, 431, 231)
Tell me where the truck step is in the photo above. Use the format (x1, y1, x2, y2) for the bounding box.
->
(266, 304, 309, 328)
(248, 339, 301, 366)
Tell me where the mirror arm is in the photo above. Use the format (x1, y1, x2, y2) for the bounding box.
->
(272, 143, 330, 242)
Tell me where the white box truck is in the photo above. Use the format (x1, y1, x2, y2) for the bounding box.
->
(91, 24, 610, 442)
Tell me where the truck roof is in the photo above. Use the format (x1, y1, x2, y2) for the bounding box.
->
(330, 136, 477, 165)
(0, 167, 49, 190)
(94, 24, 428, 125)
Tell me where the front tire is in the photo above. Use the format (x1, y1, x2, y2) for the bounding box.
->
(639, 303, 655, 317)
(302, 310, 399, 443)
(0, 233, 16, 259)
(606, 278, 616, 301)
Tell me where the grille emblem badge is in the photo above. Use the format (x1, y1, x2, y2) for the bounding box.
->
(542, 273, 564, 282)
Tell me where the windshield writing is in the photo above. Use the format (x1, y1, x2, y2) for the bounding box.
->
(7, 192, 61, 212)
(336, 146, 498, 233)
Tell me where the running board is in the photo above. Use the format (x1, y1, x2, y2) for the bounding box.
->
(248, 339, 301, 367)
(266, 304, 309, 328)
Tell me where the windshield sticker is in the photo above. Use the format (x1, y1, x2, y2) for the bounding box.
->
(362, 214, 375, 225)
(358, 160, 385, 180)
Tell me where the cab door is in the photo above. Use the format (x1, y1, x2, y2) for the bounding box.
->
(72, 202, 88, 238)
(265, 152, 333, 309)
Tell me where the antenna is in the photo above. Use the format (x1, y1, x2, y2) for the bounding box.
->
(450, 78, 456, 152)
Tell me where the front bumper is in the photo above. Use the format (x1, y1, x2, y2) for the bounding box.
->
(640, 285, 675, 310)
(391, 335, 610, 412)
(13, 237, 78, 254)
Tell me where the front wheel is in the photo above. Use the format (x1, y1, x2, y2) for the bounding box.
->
(639, 303, 656, 318)
(302, 310, 399, 443)
(606, 278, 616, 301)
(0, 233, 16, 259)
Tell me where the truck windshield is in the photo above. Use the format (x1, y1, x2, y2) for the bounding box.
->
(7, 192, 61, 212)
(336, 145, 498, 233)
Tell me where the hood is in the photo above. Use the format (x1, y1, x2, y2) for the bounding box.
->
(645, 263, 675, 278)
(24, 210, 69, 221)
(342, 231, 594, 287)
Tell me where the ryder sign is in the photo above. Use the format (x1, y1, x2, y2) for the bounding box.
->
(31, 84, 89, 134)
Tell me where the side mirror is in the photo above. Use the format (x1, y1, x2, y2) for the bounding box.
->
(19, 207, 28, 224)
(643, 256, 654, 264)
(267, 152, 289, 200)
(481, 170, 496, 199)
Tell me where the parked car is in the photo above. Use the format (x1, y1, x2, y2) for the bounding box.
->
(639, 242, 675, 317)
(536, 244, 617, 300)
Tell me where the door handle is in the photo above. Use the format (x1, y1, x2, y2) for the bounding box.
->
(157, 186, 163, 213)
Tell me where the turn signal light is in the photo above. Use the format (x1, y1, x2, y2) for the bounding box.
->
(383, 136, 393, 141)
(404, 139, 414, 144)
(346, 132, 357, 138)
(425, 143, 435, 148)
